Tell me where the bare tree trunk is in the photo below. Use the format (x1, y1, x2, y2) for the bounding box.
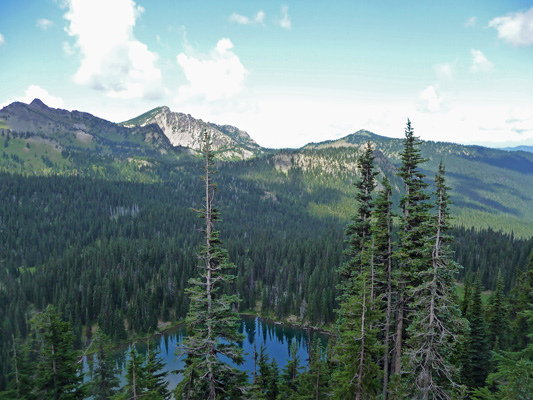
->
(355, 279, 367, 400)
(392, 295, 404, 376)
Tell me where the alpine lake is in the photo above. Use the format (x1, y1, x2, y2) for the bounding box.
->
(84, 316, 329, 391)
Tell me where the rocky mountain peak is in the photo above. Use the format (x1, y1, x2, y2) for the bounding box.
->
(122, 106, 264, 160)
(29, 98, 49, 110)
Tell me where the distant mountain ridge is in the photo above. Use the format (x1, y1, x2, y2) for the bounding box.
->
(1, 99, 532, 236)
(0, 99, 175, 159)
(121, 106, 264, 160)
(501, 145, 533, 153)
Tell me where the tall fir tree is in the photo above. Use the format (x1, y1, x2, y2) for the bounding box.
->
(175, 130, 247, 400)
(401, 162, 467, 399)
(392, 119, 432, 378)
(372, 176, 394, 399)
(333, 141, 382, 400)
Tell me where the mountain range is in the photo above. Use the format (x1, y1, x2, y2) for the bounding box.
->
(1, 99, 532, 236)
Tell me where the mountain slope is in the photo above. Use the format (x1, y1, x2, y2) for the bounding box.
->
(0, 99, 177, 159)
(501, 145, 533, 154)
(298, 129, 533, 235)
(121, 106, 265, 160)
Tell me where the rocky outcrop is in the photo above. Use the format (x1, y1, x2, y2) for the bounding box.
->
(122, 106, 264, 160)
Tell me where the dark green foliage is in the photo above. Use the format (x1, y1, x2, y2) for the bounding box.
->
(144, 342, 171, 400)
(89, 331, 119, 400)
(0, 338, 34, 399)
(250, 344, 280, 400)
(510, 254, 533, 351)
(30, 305, 86, 400)
(461, 274, 490, 391)
(333, 141, 382, 399)
(278, 340, 304, 399)
(487, 271, 508, 352)
(372, 177, 395, 397)
(471, 309, 533, 400)
(294, 340, 332, 399)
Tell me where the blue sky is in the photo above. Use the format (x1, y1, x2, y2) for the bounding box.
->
(1, 0, 532, 148)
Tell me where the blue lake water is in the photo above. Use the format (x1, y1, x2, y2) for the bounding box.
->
(86, 316, 329, 391)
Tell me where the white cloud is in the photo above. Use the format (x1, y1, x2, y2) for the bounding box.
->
(489, 7, 533, 46)
(36, 18, 54, 30)
(0, 85, 64, 109)
(465, 16, 477, 28)
(63, 0, 164, 99)
(470, 49, 493, 72)
(419, 85, 443, 112)
(435, 62, 454, 80)
(255, 11, 266, 25)
(176, 38, 248, 102)
(279, 5, 291, 30)
(0, 33, 4, 46)
(229, 13, 250, 25)
(229, 10, 265, 25)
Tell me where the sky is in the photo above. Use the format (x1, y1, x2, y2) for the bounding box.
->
(1, 0, 533, 149)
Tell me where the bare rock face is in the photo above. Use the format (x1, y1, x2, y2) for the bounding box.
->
(122, 106, 264, 160)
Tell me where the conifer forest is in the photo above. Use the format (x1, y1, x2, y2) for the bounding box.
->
(0, 117, 531, 400)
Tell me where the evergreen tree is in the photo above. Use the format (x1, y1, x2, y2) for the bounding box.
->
(144, 341, 171, 400)
(461, 273, 490, 391)
(333, 141, 382, 400)
(401, 162, 467, 399)
(113, 344, 145, 400)
(471, 309, 533, 400)
(294, 340, 331, 399)
(510, 254, 533, 351)
(31, 305, 86, 400)
(392, 119, 432, 378)
(90, 330, 119, 400)
(175, 130, 247, 400)
(487, 270, 507, 352)
(0, 337, 34, 400)
(278, 340, 303, 399)
(372, 176, 394, 399)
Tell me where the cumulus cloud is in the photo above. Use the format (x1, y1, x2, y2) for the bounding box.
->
(279, 5, 291, 30)
(229, 11, 265, 25)
(0, 85, 64, 109)
(465, 16, 477, 28)
(0, 33, 4, 46)
(419, 85, 443, 112)
(176, 38, 248, 102)
(470, 49, 493, 72)
(63, 0, 164, 99)
(489, 7, 533, 46)
(36, 18, 54, 30)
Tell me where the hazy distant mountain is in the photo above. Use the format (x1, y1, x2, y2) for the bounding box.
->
(501, 145, 533, 154)
(121, 106, 265, 160)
